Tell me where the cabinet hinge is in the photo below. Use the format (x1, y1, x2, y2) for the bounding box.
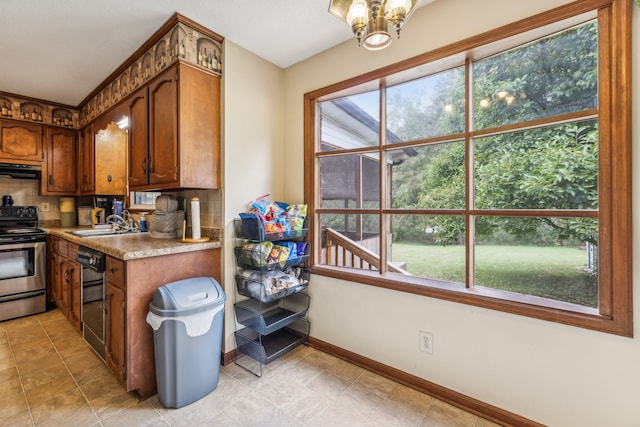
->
(121, 366, 126, 377)
(122, 300, 125, 309)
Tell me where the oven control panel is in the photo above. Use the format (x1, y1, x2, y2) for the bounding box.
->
(0, 206, 38, 220)
(76, 246, 106, 272)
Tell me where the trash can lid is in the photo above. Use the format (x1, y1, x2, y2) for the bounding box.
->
(149, 277, 225, 317)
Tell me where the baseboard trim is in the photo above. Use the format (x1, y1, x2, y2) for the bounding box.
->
(222, 348, 238, 366)
(308, 337, 544, 427)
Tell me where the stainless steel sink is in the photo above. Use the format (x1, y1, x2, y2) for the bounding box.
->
(66, 229, 132, 238)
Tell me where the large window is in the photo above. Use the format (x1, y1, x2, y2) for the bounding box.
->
(305, 0, 632, 335)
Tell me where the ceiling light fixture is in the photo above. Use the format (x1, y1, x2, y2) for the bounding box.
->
(329, 0, 421, 51)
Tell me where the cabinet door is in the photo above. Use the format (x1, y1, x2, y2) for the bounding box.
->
(95, 123, 127, 195)
(66, 260, 82, 331)
(42, 127, 77, 194)
(0, 120, 43, 163)
(148, 67, 178, 186)
(58, 259, 69, 315)
(177, 65, 221, 189)
(79, 124, 95, 193)
(105, 282, 126, 383)
(51, 252, 62, 308)
(128, 87, 149, 188)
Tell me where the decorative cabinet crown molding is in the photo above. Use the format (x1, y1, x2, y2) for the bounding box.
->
(80, 16, 223, 127)
(0, 13, 223, 130)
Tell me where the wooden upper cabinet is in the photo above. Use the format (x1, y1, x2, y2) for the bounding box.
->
(128, 63, 221, 190)
(94, 124, 127, 195)
(176, 64, 221, 189)
(128, 87, 149, 188)
(79, 123, 95, 193)
(42, 127, 77, 195)
(0, 119, 43, 164)
(81, 102, 127, 196)
(148, 67, 179, 186)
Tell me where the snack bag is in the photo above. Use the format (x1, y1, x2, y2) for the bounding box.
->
(277, 241, 298, 259)
(265, 244, 291, 267)
(295, 242, 308, 259)
(250, 196, 284, 223)
(287, 204, 307, 230)
(240, 241, 272, 267)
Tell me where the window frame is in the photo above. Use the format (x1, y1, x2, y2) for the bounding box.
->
(304, 0, 632, 336)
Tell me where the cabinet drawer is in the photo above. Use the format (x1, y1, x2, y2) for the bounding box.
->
(67, 243, 79, 260)
(57, 239, 68, 257)
(106, 256, 125, 288)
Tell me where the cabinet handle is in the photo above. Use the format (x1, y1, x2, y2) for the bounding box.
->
(142, 158, 147, 174)
(109, 267, 116, 274)
(147, 156, 153, 174)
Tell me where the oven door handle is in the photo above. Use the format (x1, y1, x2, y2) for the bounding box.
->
(0, 241, 45, 251)
(0, 290, 46, 303)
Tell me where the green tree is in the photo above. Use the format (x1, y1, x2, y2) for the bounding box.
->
(390, 21, 599, 247)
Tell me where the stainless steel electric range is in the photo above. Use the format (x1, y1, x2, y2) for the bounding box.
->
(0, 206, 47, 322)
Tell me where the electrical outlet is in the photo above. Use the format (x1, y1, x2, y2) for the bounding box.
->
(419, 330, 433, 354)
(41, 202, 49, 212)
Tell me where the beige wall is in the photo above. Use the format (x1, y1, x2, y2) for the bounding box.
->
(276, 1, 640, 426)
(222, 39, 286, 352)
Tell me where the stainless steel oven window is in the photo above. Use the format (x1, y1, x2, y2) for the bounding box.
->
(0, 245, 35, 280)
(0, 242, 45, 291)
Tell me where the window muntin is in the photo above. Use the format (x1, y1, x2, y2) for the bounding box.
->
(473, 22, 598, 130)
(308, 1, 630, 336)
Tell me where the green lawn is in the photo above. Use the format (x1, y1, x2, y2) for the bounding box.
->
(391, 242, 598, 307)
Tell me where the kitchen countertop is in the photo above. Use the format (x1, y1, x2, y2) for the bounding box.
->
(45, 226, 222, 261)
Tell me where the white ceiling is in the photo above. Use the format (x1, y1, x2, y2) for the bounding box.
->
(1, 0, 417, 107)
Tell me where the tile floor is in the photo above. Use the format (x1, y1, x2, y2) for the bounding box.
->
(0, 309, 501, 427)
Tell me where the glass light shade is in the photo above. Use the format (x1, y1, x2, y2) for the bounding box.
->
(363, 16, 392, 50)
(386, 0, 412, 14)
(347, 0, 369, 25)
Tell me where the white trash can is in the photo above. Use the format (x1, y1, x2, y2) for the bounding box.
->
(146, 277, 226, 408)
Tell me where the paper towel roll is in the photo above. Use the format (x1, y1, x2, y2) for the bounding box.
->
(190, 197, 201, 240)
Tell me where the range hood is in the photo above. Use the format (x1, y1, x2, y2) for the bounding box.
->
(0, 163, 42, 179)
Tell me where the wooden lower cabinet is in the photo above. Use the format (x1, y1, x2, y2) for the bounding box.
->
(49, 236, 82, 332)
(105, 281, 126, 382)
(104, 248, 221, 398)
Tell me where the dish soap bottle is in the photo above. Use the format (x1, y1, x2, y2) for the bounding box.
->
(139, 212, 148, 232)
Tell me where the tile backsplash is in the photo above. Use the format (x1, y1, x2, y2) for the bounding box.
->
(162, 189, 223, 239)
(0, 177, 223, 235)
(0, 177, 61, 221)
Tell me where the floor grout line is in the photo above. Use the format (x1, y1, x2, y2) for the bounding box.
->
(38, 315, 106, 427)
(4, 321, 36, 427)
(3, 311, 491, 427)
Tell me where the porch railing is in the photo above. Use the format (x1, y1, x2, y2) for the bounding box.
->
(324, 228, 411, 274)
